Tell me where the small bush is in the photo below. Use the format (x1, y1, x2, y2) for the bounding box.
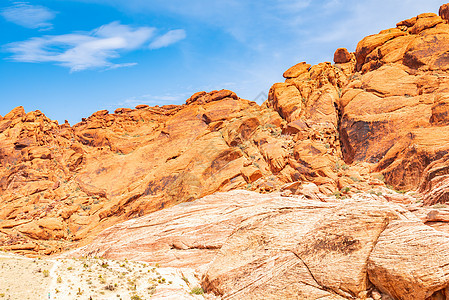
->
(190, 287, 204, 295)
(341, 187, 350, 193)
(375, 173, 385, 182)
(332, 191, 341, 199)
(42, 270, 50, 277)
(433, 203, 448, 209)
(350, 176, 360, 182)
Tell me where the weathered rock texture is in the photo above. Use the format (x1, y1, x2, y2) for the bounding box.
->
(2, 3, 449, 263)
(0, 91, 292, 254)
(64, 190, 449, 300)
(266, 5, 449, 204)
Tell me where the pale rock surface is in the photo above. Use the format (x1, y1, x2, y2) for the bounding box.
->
(63, 190, 449, 300)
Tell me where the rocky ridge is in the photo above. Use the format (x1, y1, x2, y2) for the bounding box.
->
(0, 4, 449, 292)
(2, 3, 449, 300)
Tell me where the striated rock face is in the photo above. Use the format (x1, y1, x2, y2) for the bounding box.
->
(3, 2, 449, 263)
(64, 190, 449, 300)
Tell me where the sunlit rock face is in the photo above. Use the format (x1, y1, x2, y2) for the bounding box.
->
(2, 5, 449, 286)
(63, 190, 449, 300)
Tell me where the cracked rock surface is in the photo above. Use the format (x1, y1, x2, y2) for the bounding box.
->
(63, 190, 449, 300)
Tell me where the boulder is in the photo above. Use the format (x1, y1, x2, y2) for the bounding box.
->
(283, 62, 311, 78)
(334, 48, 352, 63)
(440, 3, 449, 23)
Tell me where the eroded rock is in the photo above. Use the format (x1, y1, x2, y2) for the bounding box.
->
(62, 190, 449, 300)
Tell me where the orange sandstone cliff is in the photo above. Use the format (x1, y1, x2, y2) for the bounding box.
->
(2, 5, 449, 255)
(2, 6, 449, 299)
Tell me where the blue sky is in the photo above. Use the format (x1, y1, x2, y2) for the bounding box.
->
(0, 0, 446, 124)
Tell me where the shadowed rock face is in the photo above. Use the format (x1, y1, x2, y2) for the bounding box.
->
(63, 190, 449, 300)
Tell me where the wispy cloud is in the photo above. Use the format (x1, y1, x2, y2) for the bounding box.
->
(5, 22, 187, 71)
(115, 92, 190, 107)
(1, 2, 56, 30)
(5, 21, 187, 71)
(149, 29, 186, 49)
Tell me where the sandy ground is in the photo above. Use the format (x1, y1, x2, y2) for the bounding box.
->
(0, 252, 205, 299)
(0, 253, 53, 300)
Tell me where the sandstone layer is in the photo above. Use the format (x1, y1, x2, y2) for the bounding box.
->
(64, 190, 449, 300)
(1, 4, 449, 263)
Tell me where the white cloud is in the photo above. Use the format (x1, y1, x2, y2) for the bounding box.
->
(5, 22, 156, 71)
(149, 29, 186, 49)
(1, 2, 56, 30)
(115, 92, 190, 107)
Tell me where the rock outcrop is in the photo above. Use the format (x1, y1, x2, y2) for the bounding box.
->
(4, 3, 449, 299)
(64, 190, 449, 300)
(2, 3, 449, 266)
(266, 4, 449, 203)
(0, 91, 290, 254)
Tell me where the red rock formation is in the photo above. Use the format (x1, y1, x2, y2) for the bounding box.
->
(3, 3, 449, 262)
(263, 3, 449, 202)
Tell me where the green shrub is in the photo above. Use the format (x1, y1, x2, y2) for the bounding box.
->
(341, 187, 350, 193)
(433, 203, 448, 209)
(190, 287, 204, 295)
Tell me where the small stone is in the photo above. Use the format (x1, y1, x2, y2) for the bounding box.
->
(371, 290, 382, 300)
(280, 190, 292, 197)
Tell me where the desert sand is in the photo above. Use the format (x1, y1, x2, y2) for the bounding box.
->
(0, 252, 204, 299)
